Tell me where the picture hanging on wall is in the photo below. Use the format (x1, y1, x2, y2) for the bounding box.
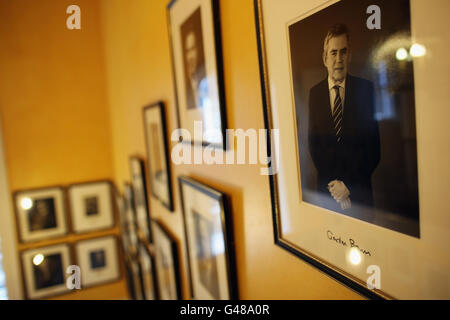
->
(68, 180, 115, 234)
(179, 176, 238, 300)
(151, 219, 181, 300)
(21, 243, 72, 299)
(129, 156, 152, 242)
(143, 101, 174, 211)
(14, 187, 68, 243)
(74, 236, 121, 288)
(138, 243, 158, 300)
(255, 0, 450, 299)
(168, 0, 228, 149)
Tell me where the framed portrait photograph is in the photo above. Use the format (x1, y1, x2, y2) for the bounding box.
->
(14, 187, 68, 243)
(179, 176, 237, 300)
(138, 244, 158, 300)
(68, 180, 115, 234)
(255, 0, 450, 299)
(168, 0, 228, 149)
(143, 101, 174, 211)
(151, 219, 181, 300)
(21, 243, 72, 299)
(74, 236, 120, 288)
(129, 156, 152, 242)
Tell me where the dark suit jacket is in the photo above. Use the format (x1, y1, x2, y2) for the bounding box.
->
(308, 74, 380, 210)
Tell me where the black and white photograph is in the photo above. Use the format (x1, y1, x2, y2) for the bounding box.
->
(152, 220, 181, 300)
(289, 0, 419, 237)
(168, 0, 227, 148)
(129, 157, 152, 242)
(143, 102, 174, 211)
(21, 244, 71, 299)
(179, 176, 237, 300)
(68, 180, 115, 234)
(14, 187, 68, 243)
(75, 236, 120, 288)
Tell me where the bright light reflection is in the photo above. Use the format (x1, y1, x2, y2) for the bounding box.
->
(396, 48, 408, 61)
(410, 43, 426, 57)
(349, 248, 361, 265)
(21, 197, 33, 210)
(33, 254, 44, 266)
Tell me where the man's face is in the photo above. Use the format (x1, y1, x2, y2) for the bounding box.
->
(323, 34, 349, 83)
(185, 31, 198, 78)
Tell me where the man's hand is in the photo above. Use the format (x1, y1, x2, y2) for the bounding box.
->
(328, 180, 351, 210)
(328, 180, 350, 201)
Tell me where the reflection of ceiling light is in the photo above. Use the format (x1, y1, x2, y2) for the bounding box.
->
(396, 48, 408, 61)
(410, 43, 426, 57)
(33, 254, 44, 266)
(349, 248, 361, 265)
(21, 197, 33, 210)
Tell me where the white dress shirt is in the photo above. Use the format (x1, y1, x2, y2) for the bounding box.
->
(328, 77, 346, 114)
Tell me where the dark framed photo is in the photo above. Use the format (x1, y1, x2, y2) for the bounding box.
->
(129, 156, 152, 242)
(21, 243, 72, 299)
(255, 0, 448, 299)
(124, 253, 145, 300)
(138, 243, 158, 300)
(68, 180, 115, 234)
(168, 0, 228, 149)
(151, 219, 181, 300)
(143, 101, 174, 211)
(74, 236, 120, 288)
(123, 182, 139, 253)
(179, 176, 237, 299)
(14, 187, 68, 243)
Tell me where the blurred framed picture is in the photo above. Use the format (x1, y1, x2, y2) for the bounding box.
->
(168, 0, 228, 149)
(152, 220, 181, 300)
(123, 182, 139, 253)
(74, 236, 120, 288)
(14, 187, 68, 243)
(255, 0, 450, 299)
(143, 101, 174, 211)
(179, 177, 237, 299)
(129, 156, 152, 242)
(21, 243, 72, 299)
(68, 180, 115, 234)
(138, 244, 158, 300)
(127, 254, 145, 300)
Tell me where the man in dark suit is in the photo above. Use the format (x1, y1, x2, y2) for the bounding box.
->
(308, 23, 380, 213)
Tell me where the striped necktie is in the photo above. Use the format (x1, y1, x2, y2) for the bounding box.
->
(332, 85, 343, 142)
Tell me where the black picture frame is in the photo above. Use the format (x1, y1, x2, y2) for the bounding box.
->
(167, 0, 228, 150)
(129, 156, 153, 242)
(137, 242, 160, 300)
(151, 219, 182, 300)
(143, 101, 174, 212)
(179, 176, 238, 300)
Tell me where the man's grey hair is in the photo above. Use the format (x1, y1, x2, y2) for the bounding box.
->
(323, 23, 350, 55)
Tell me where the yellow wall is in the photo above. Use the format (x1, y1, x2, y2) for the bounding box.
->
(101, 0, 362, 299)
(0, 0, 127, 299)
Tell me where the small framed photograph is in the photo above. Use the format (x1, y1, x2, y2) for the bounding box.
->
(125, 254, 145, 300)
(179, 177, 237, 299)
(138, 244, 158, 300)
(68, 180, 115, 234)
(74, 236, 120, 288)
(21, 243, 72, 299)
(129, 156, 152, 242)
(143, 101, 174, 211)
(168, 0, 228, 149)
(123, 182, 139, 252)
(152, 219, 181, 300)
(14, 187, 68, 243)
